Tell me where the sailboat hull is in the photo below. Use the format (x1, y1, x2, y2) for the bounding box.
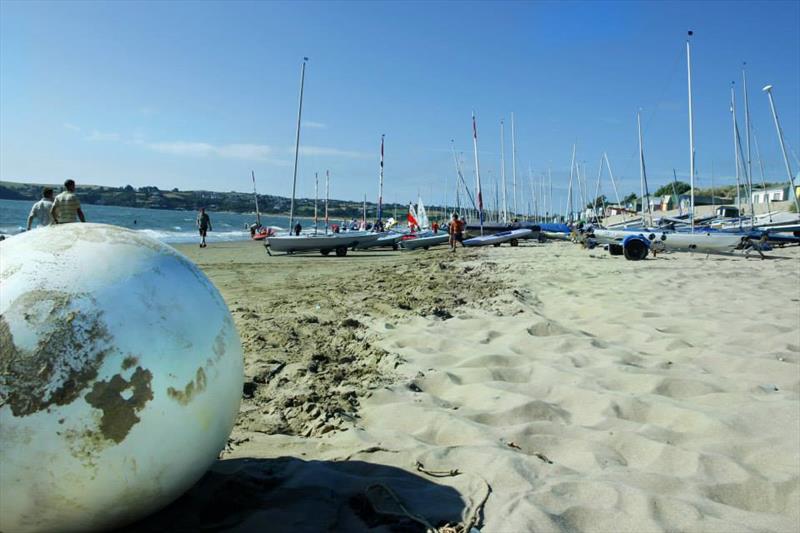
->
(399, 234, 450, 250)
(266, 233, 381, 253)
(593, 229, 744, 254)
(464, 229, 532, 246)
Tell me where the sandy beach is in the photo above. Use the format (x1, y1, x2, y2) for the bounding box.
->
(126, 239, 800, 532)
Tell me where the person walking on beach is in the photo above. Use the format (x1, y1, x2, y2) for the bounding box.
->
(26, 187, 54, 230)
(449, 213, 465, 252)
(196, 207, 212, 247)
(50, 179, 86, 224)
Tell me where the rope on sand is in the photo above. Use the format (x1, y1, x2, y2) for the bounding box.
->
(415, 460, 460, 477)
(364, 483, 437, 532)
(354, 456, 490, 532)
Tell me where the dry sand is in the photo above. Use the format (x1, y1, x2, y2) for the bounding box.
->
(125, 239, 800, 533)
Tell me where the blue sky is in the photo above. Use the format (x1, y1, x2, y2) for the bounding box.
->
(1, 0, 798, 211)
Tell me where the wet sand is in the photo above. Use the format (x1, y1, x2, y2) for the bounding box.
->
(127, 239, 800, 532)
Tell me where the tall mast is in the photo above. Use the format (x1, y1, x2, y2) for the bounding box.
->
(732, 83, 755, 227)
(593, 155, 603, 221)
(500, 120, 508, 223)
(324, 169, 329, 234)
(511, 112, 518, 219)
(528, 164, 535, 222)
(742, 64, 753, 202)
(378, 134, 385, 222)
(288, 57, 308, 232)
(363, 193, 367, 227)
(566, 144, 576, 221)
(472, 111, 485, 235)
(605, 153, 626, 224)
(548, 167, 553, 222)
(686, 32, 695, 232)
(637, 110, 651, 224)
(251, 170, 261, 227)
(762, 84, 800, 214)
(752, 129, 773, 221)
(314, 171, 319, 234)
(731, 83, 742, 227)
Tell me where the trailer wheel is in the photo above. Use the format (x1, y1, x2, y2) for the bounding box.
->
(537, 234, 546, 243)
(392, 243, 399, 250)
(423, 246, 429, 250)
(623, 237, 649, 261)
(335, 246, 348, 257)
(510, 239, 519, 247)
(493, 243, 501, 247)
(320, 249, 331, 256)
(608, 243, 624, 256)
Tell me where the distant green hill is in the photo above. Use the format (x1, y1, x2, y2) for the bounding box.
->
(0, 180, 443, 220)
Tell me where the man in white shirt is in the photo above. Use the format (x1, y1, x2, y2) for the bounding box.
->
(26, 187, 54, 230)
(51, 179, 86, 224)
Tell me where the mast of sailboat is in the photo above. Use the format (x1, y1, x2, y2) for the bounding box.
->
(363, 194, 367, 228)
(732, 83, 756, 228)
(593, 155, 603, 221)
(251, 170, 261, 227)
(751, 129, 773, 222)
(548, 167, 553, 223)
(565, 144, 576, 221)
(711, 161, 715, 211)
(604, 153, 626, 224)
(472, 111, 485, 235)
(500, 120, 508, 223)
(511, 112, 518, 220)
(288, 57, 308, 233)
(314, 172, 319, 234)
(731, 83, 743, 228)
(637, 110, 651, 225)
(378, 134, 385, 223)
(672, 169, 682, 215)
(686, 31, 696, 233)
(742, 64, 754, 212)
(762, 84, 800, 214)
(324, 169, 330, 235)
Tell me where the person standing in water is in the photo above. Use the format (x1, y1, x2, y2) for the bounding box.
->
(26, 187, 54, 230)
(50, 179, 86, 224)
(196, 207, 212, 247)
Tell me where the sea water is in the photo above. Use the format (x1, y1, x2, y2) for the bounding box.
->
(0, 198, 304, 243)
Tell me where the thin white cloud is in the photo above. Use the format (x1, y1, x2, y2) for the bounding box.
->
(142, 140, 367, 161)
(300, 146, 369, 159)
(86, 130, 121, 141)
(145, 142, 275, 160)
(63, 122, 81, 132)
(303, 121, 327, 129)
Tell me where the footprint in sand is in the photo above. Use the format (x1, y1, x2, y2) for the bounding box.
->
(479, 330, 502, 344)
(527, 321, 568, 337)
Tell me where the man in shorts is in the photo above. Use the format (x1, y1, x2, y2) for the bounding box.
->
(197, 207, 212, 247)
(50, 179, 86, 224)
(27, 187, 54, 230)
(449, 213, 465, 252)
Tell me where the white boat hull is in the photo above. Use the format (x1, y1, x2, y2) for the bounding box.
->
(463, 229, 532, 247)
(266, 232, 381, 253)
(593, 229, 744, 254)
(399, 233, 449, 250)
